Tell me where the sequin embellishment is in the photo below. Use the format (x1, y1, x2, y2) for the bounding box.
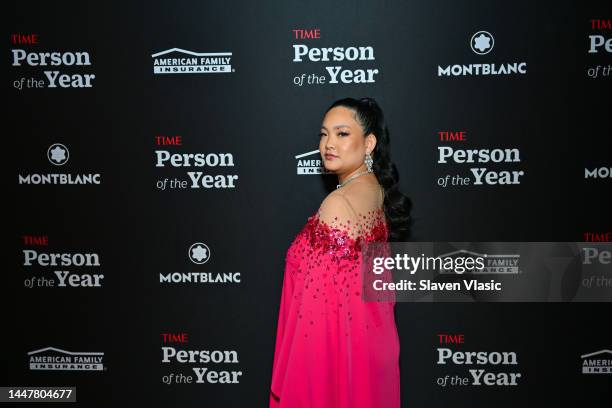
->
(289, 207, 388, 266)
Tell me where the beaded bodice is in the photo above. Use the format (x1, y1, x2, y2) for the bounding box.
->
(286, 207, 389, 267)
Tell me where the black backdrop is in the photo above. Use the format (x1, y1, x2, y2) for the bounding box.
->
(4, 0, 612, 407)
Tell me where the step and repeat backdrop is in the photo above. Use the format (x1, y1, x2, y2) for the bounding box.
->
(4, 0, 612, 406)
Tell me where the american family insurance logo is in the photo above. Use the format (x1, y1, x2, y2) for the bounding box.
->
(437, 249, 521, 275)
(295, 149, 333, 175)
(581, 349, 612, 374)
(152, 48, 234, 75)
(28, 347, 105, 371)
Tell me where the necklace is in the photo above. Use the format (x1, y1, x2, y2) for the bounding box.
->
(336, 170, 370, 189)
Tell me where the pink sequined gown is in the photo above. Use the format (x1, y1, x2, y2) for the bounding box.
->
(270, 206, 400, 408)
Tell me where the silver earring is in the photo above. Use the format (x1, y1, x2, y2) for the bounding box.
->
(365, 152, 373, 173)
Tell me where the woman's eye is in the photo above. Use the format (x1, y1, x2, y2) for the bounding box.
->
(319, 132, 348, 137)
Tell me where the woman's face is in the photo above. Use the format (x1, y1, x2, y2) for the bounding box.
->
(319, 106, 374, 174)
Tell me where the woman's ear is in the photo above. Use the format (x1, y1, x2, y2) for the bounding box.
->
(366, 133, 377, 154)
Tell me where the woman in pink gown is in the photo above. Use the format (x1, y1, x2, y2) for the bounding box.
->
(270, 97, 412, 408)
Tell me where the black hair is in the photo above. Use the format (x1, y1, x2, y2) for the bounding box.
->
(324, 97, 413, 241)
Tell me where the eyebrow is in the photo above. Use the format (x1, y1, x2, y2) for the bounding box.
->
(321, 125, 351, 130)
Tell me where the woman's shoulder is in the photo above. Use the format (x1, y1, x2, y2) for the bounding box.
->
(317, 192, 355, 224)
(316, 183, 386, 240)
(321, 180, 383, 212)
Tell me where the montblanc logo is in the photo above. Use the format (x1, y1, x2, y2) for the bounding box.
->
(438, 30, 527, 77)
(189, 242, 211, 265)
(470, 31, 494, 55)
(152, 48, 234, 75)
(584, 166, 611, 179)
(28, 347, 105, 371)
(159, 243, 241, 284)
(18, 143, 101, 185)
(47, 143, 69, 165)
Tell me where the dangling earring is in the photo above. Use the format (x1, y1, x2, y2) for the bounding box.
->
(365, 152, 373, 173)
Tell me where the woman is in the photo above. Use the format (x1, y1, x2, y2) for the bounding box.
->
(270, 97, 412, 408)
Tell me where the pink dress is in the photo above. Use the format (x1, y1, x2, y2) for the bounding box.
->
(270, 207, 400, 408)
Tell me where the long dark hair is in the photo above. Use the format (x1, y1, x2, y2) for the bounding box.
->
(325, 97, 412, 241)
